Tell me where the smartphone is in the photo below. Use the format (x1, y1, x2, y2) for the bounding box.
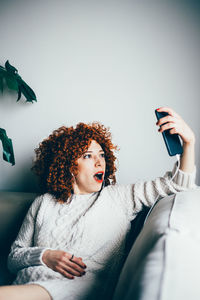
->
(155, 110, 183, 156)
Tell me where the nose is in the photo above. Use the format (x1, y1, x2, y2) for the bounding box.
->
(94, 156, 102, 167)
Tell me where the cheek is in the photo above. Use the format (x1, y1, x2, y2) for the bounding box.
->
(76, 163, 92, 180)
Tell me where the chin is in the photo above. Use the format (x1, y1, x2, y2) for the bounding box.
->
(90, 184, 103, 193)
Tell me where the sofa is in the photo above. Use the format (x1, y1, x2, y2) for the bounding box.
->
(0, 191, 38, 285)
(0, 189, 200, 300)
(113, 188, 200, 300)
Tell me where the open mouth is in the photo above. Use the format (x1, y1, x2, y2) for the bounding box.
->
(93, 172, 104, 183)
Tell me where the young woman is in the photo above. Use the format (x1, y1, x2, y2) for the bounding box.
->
(0, 107, 196, 300)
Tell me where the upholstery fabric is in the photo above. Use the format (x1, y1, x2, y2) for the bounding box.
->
(113, 189, 200, 300)
(0, 191, 37, 285)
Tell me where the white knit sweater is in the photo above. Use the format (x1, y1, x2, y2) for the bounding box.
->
(7, 164, 196, 300)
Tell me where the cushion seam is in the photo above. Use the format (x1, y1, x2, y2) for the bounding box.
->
(157, 193, 176, 300)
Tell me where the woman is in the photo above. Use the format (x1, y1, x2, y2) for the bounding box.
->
(0, 107, 196, 300)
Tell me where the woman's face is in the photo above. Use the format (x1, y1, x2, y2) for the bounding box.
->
(73, 140, 106, 195)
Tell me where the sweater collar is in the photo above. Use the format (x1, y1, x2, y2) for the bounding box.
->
(71, 192, 98, 201)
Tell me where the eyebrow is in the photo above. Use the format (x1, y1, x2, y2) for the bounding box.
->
(84, 150, 104, 153)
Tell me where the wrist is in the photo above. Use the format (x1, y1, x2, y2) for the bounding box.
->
(183, 132, 195, 146)
(183, 139, 195, 147)
(42, 249, 51, 265)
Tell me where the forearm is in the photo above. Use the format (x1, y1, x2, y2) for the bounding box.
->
(131, 161, 196, 213)
(180, 141, 195, 173)
(8, 245, 48, 274)
(7, 196, 47, 274)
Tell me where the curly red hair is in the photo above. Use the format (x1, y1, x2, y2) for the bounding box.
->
(32, 122, 118, 203)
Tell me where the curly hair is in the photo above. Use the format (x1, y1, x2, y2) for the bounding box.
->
(32, 122, 118, 203)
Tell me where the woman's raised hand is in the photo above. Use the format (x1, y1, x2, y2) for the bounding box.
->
(156, 106, 195, 173)
(156, 107, 195, 145)
(42, 249, 87, 279)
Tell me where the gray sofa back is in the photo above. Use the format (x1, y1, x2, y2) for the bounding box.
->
(0, 191, 37, 285)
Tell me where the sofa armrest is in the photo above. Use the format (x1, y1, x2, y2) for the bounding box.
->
(113, 189, 200, 300)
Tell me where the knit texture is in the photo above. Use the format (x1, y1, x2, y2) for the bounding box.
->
(7, 164, 196, 300)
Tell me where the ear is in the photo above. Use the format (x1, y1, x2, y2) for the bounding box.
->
(71, 173, 76, 183)
(72, 179, 80, 195)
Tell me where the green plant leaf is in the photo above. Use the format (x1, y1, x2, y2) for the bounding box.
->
(0, 67, 6, 93)
(5, 60, 18, 75)
(0, 76, 3, 93)
(0, 66, 7, 75)
(17, 86, 22, 101)
(19, 80, 37, 102)
(4, 72, 18, 91)
(0, 60, 38, 166)
(0, 61, 37, 102)
(0, 128, 15, 165)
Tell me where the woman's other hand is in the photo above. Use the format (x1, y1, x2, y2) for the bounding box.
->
(42, 249, 87, 279)
(156, 107, 195, 145)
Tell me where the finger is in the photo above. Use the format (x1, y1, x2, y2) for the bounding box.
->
(159, 122, 176, 133)
(58, 262, 83, 277)
(65, 253, 87, 269)
(51, 254, 84, 276)
(56, 267, 74, 279)
(64, 265, 85, 277)
(156, 107, 180, 118)
(71, 256, 87, 269)
(156, 115, 176, 126)
(68, 261, 86, 274)
(169, 128, 178, 135)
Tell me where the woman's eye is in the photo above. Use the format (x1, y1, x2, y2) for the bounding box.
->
(83, 154, 91, 159)
(100, 153, 105, 158)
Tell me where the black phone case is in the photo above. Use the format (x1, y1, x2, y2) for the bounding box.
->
(155, 110, 183, 156)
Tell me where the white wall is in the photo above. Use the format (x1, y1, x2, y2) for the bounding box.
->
(0, 0, 199, 192)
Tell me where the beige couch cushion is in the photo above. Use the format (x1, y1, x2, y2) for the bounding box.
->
(113, 189, 200, 300)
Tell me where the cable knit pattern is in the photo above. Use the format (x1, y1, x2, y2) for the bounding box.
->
(7, 164, 197, 300)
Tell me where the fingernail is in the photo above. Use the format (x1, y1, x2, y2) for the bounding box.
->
(156, 108, 160, 111)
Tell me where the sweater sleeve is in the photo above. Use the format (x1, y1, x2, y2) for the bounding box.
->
(132, 163, 197, 213)
(112, 163, 197, 219)
(7, 195, 50, 274)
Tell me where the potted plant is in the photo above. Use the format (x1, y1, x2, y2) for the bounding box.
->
(0, 60, 37, 165)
